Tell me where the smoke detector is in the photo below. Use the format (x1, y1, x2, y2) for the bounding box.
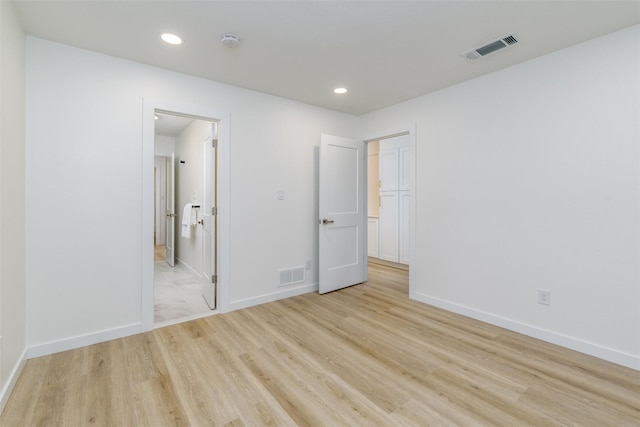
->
(221, 33, 240, 48)
(462, 33, 519, 60)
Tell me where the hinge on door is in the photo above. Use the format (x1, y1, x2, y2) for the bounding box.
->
(212, 139, 217, 149)
(211, 207, 217, 215)
(212, 275, 217, 284)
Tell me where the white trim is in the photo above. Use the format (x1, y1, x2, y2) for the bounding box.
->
(26, 322, 142, 359)
(142, 98, 231, 327)
(363, 140, 369, 284)
(413, 292, 640, 371)
(0, 348, 28, 415)
(228, 283, 319, 312)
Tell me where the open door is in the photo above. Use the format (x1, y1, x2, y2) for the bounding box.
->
(319, 134, 366, 294)
(201, 124, 217, 309)
(165, 153, 175, 267)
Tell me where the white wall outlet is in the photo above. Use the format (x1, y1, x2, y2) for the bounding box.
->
(277, 190, 285, 200)
(538, 289, 551, 306)
(305, 259, 311, 270)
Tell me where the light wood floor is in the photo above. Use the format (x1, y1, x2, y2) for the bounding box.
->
(2, 264, 639, 426)
(155, 244, 166, 262)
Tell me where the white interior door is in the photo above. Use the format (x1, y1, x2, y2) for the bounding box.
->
(319, 134, 366, 294)
(165, 153, 175, 267)
(201, 124, 217, 309)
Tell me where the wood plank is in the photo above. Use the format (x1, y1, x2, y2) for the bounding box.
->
(1, 264, 638, 426)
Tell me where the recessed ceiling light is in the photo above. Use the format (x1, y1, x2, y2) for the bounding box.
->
(154, 114, 159, 120)
(161, 33, 182, 45)
(334, 87, 348, 94)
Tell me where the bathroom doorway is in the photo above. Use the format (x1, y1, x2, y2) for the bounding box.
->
(153, 112, 212, 324)
(147, 108, 224, 327)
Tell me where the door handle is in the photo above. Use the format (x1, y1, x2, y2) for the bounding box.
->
(321, 219, 335, 225)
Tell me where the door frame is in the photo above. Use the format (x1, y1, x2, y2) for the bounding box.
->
(142, 98, 230, 331)
(362, 124, 416, 297)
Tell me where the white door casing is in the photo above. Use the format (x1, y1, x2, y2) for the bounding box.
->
(319, 134, 366, 294)
(165, 153, 176, 267)
(202, 123, 217, 309)
(399, 191, 410, 264)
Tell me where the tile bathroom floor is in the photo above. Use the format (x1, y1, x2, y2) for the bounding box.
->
(154, 261, 212, 324)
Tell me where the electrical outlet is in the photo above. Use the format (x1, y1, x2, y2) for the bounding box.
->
(305, 259, 311, 270)
(538, 289, 551, 306)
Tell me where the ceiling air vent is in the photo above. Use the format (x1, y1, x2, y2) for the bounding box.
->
(463, 33, 519, 61)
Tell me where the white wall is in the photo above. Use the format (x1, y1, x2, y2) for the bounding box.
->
(154, 135, 175, 157)
(359, 25, 640, 369)
(174, 119, 210, 274)
(0, 0, 27, 410)
(25, 37, 358, 353)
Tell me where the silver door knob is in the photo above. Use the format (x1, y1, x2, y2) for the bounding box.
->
(321, 219, 335, 225)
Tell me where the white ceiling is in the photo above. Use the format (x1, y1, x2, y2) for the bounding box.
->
(14, 0, 640, 115)
(154, 112, 195, 137)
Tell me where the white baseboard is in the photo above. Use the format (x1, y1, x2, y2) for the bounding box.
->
(0, 347, 27, 415)
(27, 322, 143, 359)
(411, 291, 640, 371)
(175, 258, 199, 279)
(228, 282, 319, 312)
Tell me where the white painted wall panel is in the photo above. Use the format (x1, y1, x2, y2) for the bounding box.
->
(367, 217, 379, 258)
(0, 0, 27, 408)
(359, 25, 640, 369)
(154, 135, 175, 157)
(378, 192, 398, 262)
(174, 120, 210, 275)
(25, 37, 357, 350)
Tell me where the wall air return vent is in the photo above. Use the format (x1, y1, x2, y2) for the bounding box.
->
(463, 33, 519, 61)
(279, 266, 305, 286)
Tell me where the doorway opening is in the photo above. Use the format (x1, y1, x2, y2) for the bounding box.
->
(318, 128, 414, 297)
(152, 111, 218, 326)
(142, 100, 229, 331)
(364, 129, 414, 296)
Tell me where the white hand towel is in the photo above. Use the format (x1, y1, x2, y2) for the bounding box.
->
(181, 203, 193, 238)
